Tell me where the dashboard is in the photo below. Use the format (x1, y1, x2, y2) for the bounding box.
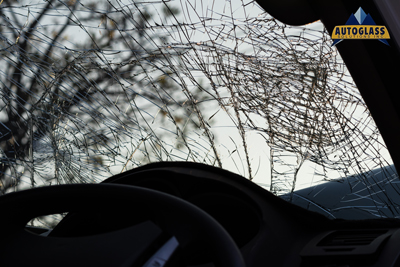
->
(48, 162, 400, 266)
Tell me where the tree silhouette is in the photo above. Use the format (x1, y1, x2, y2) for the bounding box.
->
(0, 0, 213, 192)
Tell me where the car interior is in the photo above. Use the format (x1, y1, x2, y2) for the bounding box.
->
(1, 0, 400, 266)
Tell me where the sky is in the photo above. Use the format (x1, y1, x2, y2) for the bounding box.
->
(1, 0, 393, 195)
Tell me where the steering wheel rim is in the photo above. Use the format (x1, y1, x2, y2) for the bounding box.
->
(0, 184, 245, 267)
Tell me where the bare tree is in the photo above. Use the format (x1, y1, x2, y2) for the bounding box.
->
(0, 0, 214, 192)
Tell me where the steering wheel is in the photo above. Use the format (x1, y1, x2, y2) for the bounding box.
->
(0, 184, 245, 267)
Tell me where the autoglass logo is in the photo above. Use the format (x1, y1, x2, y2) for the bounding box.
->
(332, 7, 390, 46)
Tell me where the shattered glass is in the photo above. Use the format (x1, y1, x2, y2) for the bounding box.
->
(0, 0, 397, 223)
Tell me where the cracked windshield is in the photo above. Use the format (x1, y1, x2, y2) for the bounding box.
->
(0, 0, 397, 225)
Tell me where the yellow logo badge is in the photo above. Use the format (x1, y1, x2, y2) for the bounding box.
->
(332, 7, 390, 46)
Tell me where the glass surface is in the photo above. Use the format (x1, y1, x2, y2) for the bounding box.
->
(0, 0, 396, 223)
